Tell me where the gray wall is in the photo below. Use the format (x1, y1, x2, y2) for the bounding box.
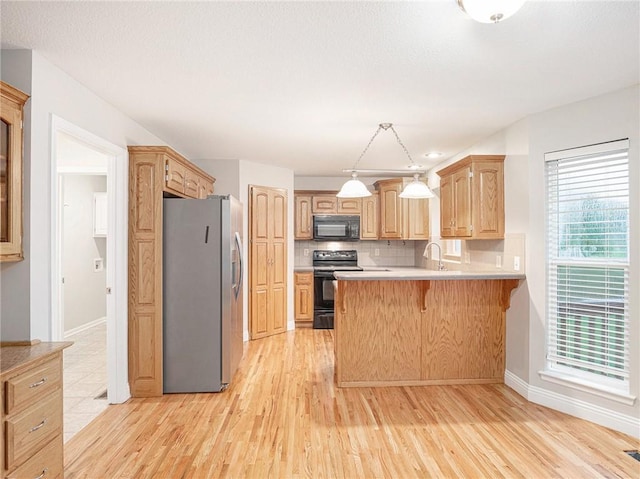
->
(62, 175, 107, 333)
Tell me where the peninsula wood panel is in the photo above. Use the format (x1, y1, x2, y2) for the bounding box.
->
(421, 280, 509, 380)
(335, 278, 519, 387)
(336, 280, 421, 383)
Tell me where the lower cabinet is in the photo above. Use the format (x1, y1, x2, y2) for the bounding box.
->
(294, 272, 314, 324)
(1, 344, 71, 479)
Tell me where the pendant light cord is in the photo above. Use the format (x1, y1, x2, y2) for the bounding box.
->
(350, 123, 418, 171)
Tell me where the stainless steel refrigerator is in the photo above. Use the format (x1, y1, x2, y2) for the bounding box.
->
(163, 195, 244, 393)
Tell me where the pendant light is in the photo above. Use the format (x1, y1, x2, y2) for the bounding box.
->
(337, 123, 435, 199)
(337, 172, 372, 198)
(399, 173, 434, 199)
(457, 0, 526, 23)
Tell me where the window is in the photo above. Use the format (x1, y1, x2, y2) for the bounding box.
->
(545, 140, 630, 393)
(444, 239, 461, 259)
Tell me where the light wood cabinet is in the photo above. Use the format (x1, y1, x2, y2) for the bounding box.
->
(1, 342, 71, 479)
(164, 152, 214, 199)
(128, 146, 216, 397)
(337, 197, 361, 214)
(374, 178, 430, 240)
(294, 272, 314, 323)
(312, 195, 337, 214)
(249, 185, 288, 340)
(0, 82, 29, 263)
(437, 155, 505, 239)
(360, 192, 378, 239)
(294, 194, 312, 240)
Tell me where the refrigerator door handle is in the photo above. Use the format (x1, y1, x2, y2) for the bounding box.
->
(233, 232, 243, 299)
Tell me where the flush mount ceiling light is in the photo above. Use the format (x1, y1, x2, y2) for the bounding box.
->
(457, 0, 527, 23)
(337, 123, 435, 199)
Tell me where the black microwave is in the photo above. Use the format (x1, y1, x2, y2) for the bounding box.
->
(313, 215, 360, 241)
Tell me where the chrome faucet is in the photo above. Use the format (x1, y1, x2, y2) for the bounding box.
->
(425, 242, 446, 271)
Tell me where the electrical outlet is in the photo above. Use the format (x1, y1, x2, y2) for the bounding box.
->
(303, 249, 309, 257)
(374, 248, 380, 257)
(514, 256, 521, 271)
(496, 255, 502, 268)
(464, 252, 471, 264)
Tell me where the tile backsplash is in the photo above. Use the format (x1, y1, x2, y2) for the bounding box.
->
(294, 240, 416, 267)
(295, 233, 526, 274)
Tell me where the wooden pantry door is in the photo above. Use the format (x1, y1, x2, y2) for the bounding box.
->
(249, 185, 288, 340)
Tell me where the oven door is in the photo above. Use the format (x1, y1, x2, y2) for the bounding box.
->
(314, 270, 336, 309)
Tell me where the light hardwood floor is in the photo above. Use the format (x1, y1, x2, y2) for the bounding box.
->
(64, 328, 639, 478)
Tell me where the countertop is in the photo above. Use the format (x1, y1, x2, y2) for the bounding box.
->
(294, 266, 314, 272)
(334, 267, 526, 281)
(0, 341, 73, 379)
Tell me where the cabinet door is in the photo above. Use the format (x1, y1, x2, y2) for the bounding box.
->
(249, 185, 288, 340)
(337, 197, 361, 214)
(378, 182, 402, 239)
(312, 195, 337, 214)
(165, 157, 186, 195)
(294, 272, 313, 322)
(440, 175, 455, 238)
(0, 82, 28, 262)
(198, 177, 215, 199)
(294, 195, 312, 239)
(403, 197, 430, 240)
(453, 167, 472, 237)
(128, 151, 163, 397)
(360, 193, 378, 239)
(472, 161, 504, 238)
(184, 168, 200, 198)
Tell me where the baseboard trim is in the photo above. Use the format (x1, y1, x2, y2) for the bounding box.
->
(64, 317, 106, 338)
(505, 370, 639, 438)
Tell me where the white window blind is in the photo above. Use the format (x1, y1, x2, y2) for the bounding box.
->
(545, 140, 630, 387)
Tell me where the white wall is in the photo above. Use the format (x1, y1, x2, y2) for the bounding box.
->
(239, 160, 295, 338)
(62, 175, 107, 333)
(0, 49, 166, 341)
(525, 85, 639, 435)
(194, 158, 240, 199)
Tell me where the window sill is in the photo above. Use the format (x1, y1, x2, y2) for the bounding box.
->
(539, 370, 636, 406)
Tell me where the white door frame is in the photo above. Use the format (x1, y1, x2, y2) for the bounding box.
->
(50, 115, 130, 404)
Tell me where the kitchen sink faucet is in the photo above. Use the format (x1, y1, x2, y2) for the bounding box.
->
(425, 242, 447, 271)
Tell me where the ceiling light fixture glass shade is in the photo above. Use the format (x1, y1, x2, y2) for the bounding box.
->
(457, 0, 526, 23)
(399, 174, 435, 199)
(336, 172, 372, 198)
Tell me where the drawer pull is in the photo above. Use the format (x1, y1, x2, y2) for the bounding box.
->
(29, 419, 47, 433)
(29, 377, 47, 388)
(34, 469, 48, 479)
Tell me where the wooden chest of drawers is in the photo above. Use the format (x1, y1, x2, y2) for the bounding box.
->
(1, 342, 72, 479)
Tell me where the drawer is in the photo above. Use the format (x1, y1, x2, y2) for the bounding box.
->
(5, 434, 63, 479)
(5, 393, 62, 471)
(295, 272, 313, 285)
(5, 357, 62, 415)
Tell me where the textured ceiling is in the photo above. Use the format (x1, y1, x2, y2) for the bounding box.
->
(1, 1, 638, 176)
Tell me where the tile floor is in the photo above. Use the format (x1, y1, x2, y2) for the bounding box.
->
(63, 321, 109, 443)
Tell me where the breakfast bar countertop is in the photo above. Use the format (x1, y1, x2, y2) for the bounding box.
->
(334, 267, 526, 281)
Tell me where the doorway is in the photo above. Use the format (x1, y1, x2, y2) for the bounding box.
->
(50, 116, 129, 412)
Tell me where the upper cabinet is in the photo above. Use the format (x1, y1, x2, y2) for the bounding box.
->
(360, 192, 378, 240)
(163, 149, 215, 199)
(294, 194, 313, 240)
(374, 178, 430, 240)
(436, 155, 505, 239)
(0, 81, 29, 262)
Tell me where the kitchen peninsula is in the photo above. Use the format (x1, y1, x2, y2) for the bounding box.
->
(333, 269, 524, 387)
